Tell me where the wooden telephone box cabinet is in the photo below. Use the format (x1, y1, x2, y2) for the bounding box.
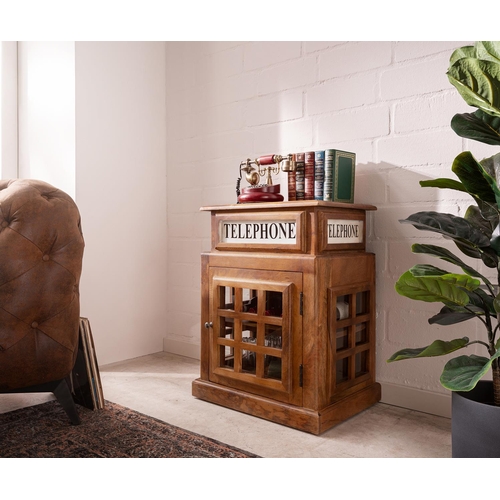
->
(192, 200, 381, 435)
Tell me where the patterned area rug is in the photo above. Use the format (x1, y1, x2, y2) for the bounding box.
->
(0, 400, 259, 458)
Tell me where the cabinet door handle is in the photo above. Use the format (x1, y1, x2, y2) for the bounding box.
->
(204, 321, 213, 329)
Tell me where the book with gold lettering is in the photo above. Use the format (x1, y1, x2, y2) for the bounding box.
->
(314, 151, 325, 200)
(304, 151, 315, 200)
(287, 166, 296, 201)
(328, 150, 356, 203)
(323, 149, 334, 202)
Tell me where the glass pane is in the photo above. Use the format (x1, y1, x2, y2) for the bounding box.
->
(355, 351, 368, 377)
(265, 291, 282, 317)
(219, 286, 234, 310)
(356, 291, 369, 316)
(219, 317, 234, 339)
(265, 324, 282, 349)
(220, 345, 234, 369)
(242, 321, 257, 342)
(242, 288, 257, 313)
(242, 348, 256, 374)
(336, 327, 349, 351)
(336, 295, 350, 320)
(355, 323, 368, 345)
(336, 358, 349, 383)
(264, 355, 281, 380)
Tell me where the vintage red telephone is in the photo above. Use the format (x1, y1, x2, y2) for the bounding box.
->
(236, 153, 296, 203)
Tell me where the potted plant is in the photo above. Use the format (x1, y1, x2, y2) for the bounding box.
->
(387, 41, 500, 458)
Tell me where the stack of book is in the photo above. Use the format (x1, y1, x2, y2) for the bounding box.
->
(70, 317, 105, 410)
(287, 149, 355, 203)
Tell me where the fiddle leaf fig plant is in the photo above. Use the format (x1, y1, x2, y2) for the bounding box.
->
(388, 41, 500, 405)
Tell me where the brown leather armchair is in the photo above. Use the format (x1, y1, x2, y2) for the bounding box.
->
(0, 179, 85, 424)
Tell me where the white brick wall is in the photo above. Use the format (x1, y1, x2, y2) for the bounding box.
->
(165, 41, 484, 413)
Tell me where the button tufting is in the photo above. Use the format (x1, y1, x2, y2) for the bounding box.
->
(31, 322, 38, 328)
(42, 255, 50, 261)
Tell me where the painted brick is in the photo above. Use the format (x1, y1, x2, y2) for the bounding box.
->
(394, 41, 471, 61)
(196, 45, 244, 84)
(200, 129, 255, 161)
(243, 42, 302, 71)
(167, 262, 200, 291)
(394, 92, 465, 134)
(168, 186, 202, 219)
(201, 72, 259, 106)
(377, 129, 462, 166)
(355, 171, 388, 205)
(334, 140, 374, 166)
(168, 237, 204, 265)
(380, 53, 451, 100)
(243, 90, 303, 127)
(319, 41, 392, 80)
(307, 72, 378, 115)
(196, 101, 244, 134)
(304, 41, 346, 53)
(251, 119, 314, 153)
(317, 105, 389, 143)
(372, 205, 454, 241)
(387, 167, 472, 204)
(257, 56, 318, 95)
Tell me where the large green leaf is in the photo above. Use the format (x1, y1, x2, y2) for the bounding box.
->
(464, 205, 495, 237)
(440, 350, 500, 391)
(451, 110, 500, 145)
(452, 151, 498, 204)
(480, 153, 500, 184)
(395, 270, 471, 305)
(447, 57, 500, 117)
(449, 45, 475, 66)
(464, 288, 496, 315)
(428, 306, 477, 325)
(387, 338, 469, 362)
(419, 177, 467, 192)
(475, 41, 500, 64)
(411, 243, 492, 285)
(408, 264, 449, 277)
(400, 211, 491, 246)
(401, 211, 498, 267)
(408, 268, 480, 291)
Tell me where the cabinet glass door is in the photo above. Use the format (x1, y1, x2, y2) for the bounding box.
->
(327, 284, 374, 401)
(208, 268, 302, 406)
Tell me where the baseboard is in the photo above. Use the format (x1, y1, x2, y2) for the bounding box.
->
(163, 338, 200, 360)
(381, 382, 451, 418)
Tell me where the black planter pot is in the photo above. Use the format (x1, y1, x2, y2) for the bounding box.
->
(452, 380, 500, 458)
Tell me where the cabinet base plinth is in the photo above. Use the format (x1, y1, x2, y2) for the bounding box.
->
(192, 379, 381, 435)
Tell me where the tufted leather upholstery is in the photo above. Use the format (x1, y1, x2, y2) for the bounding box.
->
(0, 179, 84, 395)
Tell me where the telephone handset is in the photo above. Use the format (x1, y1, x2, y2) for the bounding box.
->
(236, 154, 296, 203)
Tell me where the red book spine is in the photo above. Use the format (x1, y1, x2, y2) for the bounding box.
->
(287, 169, 296, 201)
(304, 151, 315, 200)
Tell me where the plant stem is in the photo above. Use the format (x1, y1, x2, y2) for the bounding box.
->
(467, 340, 492, 350)
(493, 360, 500, 406)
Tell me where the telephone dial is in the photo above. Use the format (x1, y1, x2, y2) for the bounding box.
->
(236, 153, 296, 203)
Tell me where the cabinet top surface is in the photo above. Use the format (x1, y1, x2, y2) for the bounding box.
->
(200, 200, 377, 213)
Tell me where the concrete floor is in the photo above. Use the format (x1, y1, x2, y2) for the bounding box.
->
(0, 351, 451, 458)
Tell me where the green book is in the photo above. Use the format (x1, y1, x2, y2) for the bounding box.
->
(331, 150, 355, 203)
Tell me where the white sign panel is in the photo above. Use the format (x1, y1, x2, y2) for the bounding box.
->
(327, 219, 363, 244)
(220, 220, 297, 244)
